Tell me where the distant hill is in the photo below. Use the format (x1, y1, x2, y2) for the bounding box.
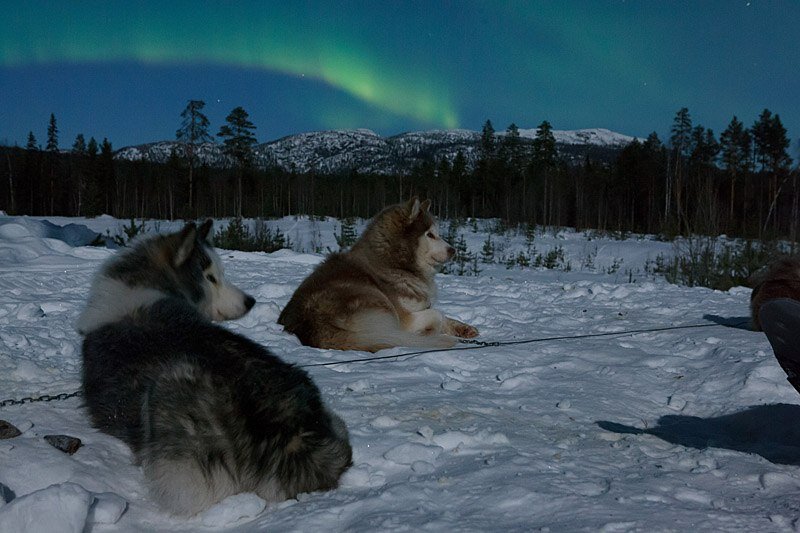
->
(114, 127, 639, 175)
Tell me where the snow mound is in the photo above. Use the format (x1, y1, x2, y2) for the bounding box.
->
(200, 493, 266, 527)
(0, 216, 105, 264)
(0, 217, 99, 247)
(0, 483, 126, 532)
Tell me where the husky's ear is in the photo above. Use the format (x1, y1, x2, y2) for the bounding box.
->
(174, 222, 198, 267)
(407, 196, 421, 221)
(198, 219, 214, 244)
(420, 199, 431, 213)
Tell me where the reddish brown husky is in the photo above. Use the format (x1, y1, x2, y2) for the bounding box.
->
(279, 198, 479, 351)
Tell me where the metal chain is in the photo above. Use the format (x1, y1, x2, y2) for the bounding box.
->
(0, 389, 82, 409)
(459, 339, 502, 347)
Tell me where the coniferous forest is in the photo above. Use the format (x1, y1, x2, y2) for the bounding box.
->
(1, 104, 797, 244)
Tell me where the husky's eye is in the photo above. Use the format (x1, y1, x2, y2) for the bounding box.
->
(426, 232, 436, 239)
(206, 274, 218, 284)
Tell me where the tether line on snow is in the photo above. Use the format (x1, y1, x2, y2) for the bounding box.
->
(0, 319, 751, 408)
(297, 319, 751, 368)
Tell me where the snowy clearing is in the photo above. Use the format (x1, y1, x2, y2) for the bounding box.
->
(1, 215, 799, 532)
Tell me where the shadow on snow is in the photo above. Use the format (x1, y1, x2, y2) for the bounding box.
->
(598, 403, 800, 465)
(702, 314, 753, 330)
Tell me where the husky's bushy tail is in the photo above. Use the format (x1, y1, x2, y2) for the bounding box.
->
(343, 310, 457, 352)
(135, 352, 351, 516)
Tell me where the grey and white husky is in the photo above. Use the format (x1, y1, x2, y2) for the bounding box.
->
(77, 220, 352, 516)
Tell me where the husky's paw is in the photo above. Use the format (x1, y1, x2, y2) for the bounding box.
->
(455, 324, 479, 339)
(445, 318, 479, 339)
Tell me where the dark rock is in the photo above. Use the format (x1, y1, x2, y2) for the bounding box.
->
(0, 482, 15, 503)
(44, 434, 82, 455)
(0, 420, 21, 439)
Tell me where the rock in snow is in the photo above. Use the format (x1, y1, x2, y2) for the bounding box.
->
(0, 483, 14, 505)
(43, 435, 82, 455)
(0, 421, 21, 440)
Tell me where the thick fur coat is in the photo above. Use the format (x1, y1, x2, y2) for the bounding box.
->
(79, 221, 352, 516)
(278, 198, 478, 351)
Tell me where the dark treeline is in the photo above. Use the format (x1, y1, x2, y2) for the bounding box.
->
(2, 106, 797, 242)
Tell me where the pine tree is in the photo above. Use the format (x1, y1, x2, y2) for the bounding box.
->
(499, 123, 523, 220)
(99, 138, 115, 215)
(86, 137, 99, 217)
(5, 147, 15, 213)
(475, 120, 499, 217)
(454, 233, 469, 275)
(480, 234, 495, 263)
(501, 123, 522, 170)
(669, 107, 692, 233)
(45, 113, 59, 214)
(533, 120, 557, 225)
(436, 157, 452, 218)
(687, 126, 720, 234)
(720, 116, 750, 225)
(753, 112, 790, 174)
(26, 131, 38, 150)
(335, 218, 358, 249)
(215, 217, 250, 250)
(753, 110, 792, 234)
(641, 132, 666, 233)
(524, 222, 536, 249)
(164, 148, 184, 220)
(752, 109, 773, 173)
(23, 132, 41, 213)
(218, 106, 258, 216)
(516, 250, 531, 268)
(176, 100, 212, 212)
(670, 108, 693, 157)
(470, 254, 482, 276)
(532, 120, 556, 167)
(689, 126, 719, 168)
(72, 134, 86, 154)
(71, 134, 87, 215)
(450, 150, 469, 217)
(218, 106, 258, 167)
(480, 119, 496, 159)
(46, 113, 58, 152)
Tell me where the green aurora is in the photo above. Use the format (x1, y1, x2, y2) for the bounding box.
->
(2, 1, 798, 147)
(1, 1, 459, 128)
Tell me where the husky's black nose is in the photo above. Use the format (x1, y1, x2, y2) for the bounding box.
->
(245, 295, 256, 310)
(447, 246, 456, 258)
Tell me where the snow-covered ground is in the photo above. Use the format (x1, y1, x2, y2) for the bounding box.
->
(1, 215, 799, 532)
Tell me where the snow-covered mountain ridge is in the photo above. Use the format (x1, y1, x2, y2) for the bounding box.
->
(114, 127, 640, 175)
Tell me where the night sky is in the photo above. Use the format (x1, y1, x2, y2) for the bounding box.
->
(1, 0, 798, 150)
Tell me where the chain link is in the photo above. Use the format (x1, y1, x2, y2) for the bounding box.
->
(0, 389, 82, 408)
(459, 339, 502, 347)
